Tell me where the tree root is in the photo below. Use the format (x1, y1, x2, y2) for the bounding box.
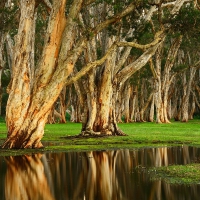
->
(62, 128, 127, 139)
(1, 138, 44, 149)
(115, 128, 126, 136)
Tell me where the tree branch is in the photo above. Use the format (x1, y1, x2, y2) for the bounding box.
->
(171, 0, 192, 15)
(83, 0, 95, 7)
(65, 44, 117, 86)
(116, 41, 162, 85)
(117, 31, 163, 50)
(42, 0, 52, 12)
(91, 2, 136, 35)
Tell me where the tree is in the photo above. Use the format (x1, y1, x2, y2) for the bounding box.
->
(75, 0, 193, 134)
(74, 10, 163, 135)
(1, 0, 140, 149)
(1, 0, 195, 148)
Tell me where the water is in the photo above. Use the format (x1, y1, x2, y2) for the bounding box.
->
(1, 146, 200, 200)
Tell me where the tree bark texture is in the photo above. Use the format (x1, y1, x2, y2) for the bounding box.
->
(154, 36, 182, 123)
(2, 0, 80, 148)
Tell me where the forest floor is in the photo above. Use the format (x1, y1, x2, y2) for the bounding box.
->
(0, 119, 200, 184)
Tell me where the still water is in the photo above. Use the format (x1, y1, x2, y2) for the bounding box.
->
(0, 146, 200, 200)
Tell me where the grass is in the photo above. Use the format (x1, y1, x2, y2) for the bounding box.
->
(0, 120, 200, 151)
(0, 119, 200, 184)
(150, 164, 200, 184)
(41, 120, 200, 152)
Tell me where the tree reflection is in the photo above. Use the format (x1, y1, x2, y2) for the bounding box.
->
(4, 154, 55, 200)
(84, 151, 123, 200)
(44, 147, 200, 200)
(2, 146, 200, 200)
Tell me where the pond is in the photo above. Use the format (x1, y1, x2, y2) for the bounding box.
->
(0, 146, 200, 200)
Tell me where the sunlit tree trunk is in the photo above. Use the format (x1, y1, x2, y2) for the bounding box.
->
(154, 41, 164, 123)
(2, 0, 80, 148)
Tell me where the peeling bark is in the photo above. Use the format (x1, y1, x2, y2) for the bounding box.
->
(2, 0, 76, 149)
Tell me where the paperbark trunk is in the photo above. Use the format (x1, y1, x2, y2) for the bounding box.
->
(81, 41, 125, 136)
(188, 95, 195, 120)
(123, 81, 131, 123)
(2, 0, 79, 148)
(181, 68, 197, 122)
(155, 36, 182, 123)
(130, 86, 137, 122)
(0, 33, 5, 116)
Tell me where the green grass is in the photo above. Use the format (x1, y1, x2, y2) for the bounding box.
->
(0, 120, 200, 150)
(42, 120, 200, 151)
(150, 163, 200, 184)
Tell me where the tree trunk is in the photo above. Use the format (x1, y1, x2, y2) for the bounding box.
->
(181, 67, 197, 122)
(2, 0, 70, 149)
(57, 87, 67, 123)
(2, 0, 167, 147)
(140, 91, 154, 122)
(123, 81, 131, 123)
(149, 94, 155, 122)
(81, 41, 125, 136)
(0, 33, 5, 116)
(154, 41, 164, 123)
(155, 36, 182, 123)
(188, 94, 195, 120)
(115, 89, 123, 123)
(130, 86, 137, 122)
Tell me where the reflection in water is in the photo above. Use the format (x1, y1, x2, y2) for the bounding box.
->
(0, 146, 200, 200)
(4, 155, 55, 200)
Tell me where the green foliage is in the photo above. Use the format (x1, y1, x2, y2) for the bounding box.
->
(0, 116, 5, 123)
(1, 71, 10, 88)
(173, 64, 188, 72)
(166, 4, 200, 37)
(0, 1, 19, 36)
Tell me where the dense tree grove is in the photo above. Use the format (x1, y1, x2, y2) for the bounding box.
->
(0, 0, 200, 148)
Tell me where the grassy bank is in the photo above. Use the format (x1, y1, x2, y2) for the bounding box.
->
(44, 119, 200, 150)
(0, 119, 200, 151)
